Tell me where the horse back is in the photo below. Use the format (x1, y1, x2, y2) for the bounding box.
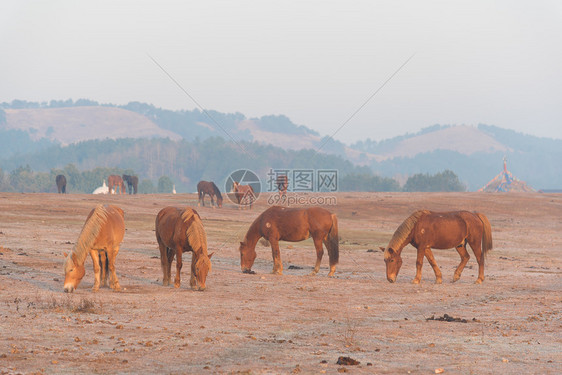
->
(260, 206, 332, 241)
(412, 211, 468, 249)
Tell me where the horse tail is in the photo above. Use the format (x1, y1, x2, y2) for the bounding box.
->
(326, 213, 339, 266)
(476, 212, 493, 261)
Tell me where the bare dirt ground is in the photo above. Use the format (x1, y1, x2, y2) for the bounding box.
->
(0, 192, 560, 374)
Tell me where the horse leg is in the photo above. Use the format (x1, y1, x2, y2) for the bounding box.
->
(190, 252, 198, 290)
(470, 240, 485, 284)
(89, 250, 102, 292)
(174, 248, 183, 288)
(412, 247, 425, 284)
(424, 248, 442, 284)
(166, 248, 175, 286)
(99, 251, 108, 287)
(453, 242, 470, 282)
(310, 236, 324, 276)
(211, 195, 216, 209)
(107, 247, 121, 291)
(158, 240, 170, 286)
(269, 239, 283, 275)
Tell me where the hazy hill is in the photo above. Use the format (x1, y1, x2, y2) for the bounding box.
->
(1, 100, 560, 191)
(3, 107, 180, 145)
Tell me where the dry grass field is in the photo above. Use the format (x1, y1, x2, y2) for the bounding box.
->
(0, 192, 560, 374)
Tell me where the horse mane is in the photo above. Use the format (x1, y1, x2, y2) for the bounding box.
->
(387, 210, 431, 252)
(211, 182, 223, 201)
(69, 204, 108, 265)
(181, 209, 208, 255)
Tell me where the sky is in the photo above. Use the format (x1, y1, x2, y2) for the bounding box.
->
(1, 0, 561, 144)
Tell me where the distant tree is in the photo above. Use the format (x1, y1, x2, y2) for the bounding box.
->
(157, 176, 174, 193)
(139, 179, 156, 194)
(340, 173, 400, 192)
(403, 170, 466, 192)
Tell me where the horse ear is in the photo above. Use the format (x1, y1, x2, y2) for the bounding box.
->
(63, 252, 68, 257)
(240, 241, 244, 246)
(379, 246, 385, 252)
(208, 252, 214, 259)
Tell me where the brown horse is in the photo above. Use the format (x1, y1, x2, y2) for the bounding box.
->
(239, 206, 339, 276)
(122, 174, 138, 194)
(197, 180, 223, 208)
(155, 206, 214, 291)
(276, 175, 288, 197)
(383, 210, 493, 284)
(63, 205, 125, 293)
(108, 175, 125, 194)
(56, 174, 67, 194)
(232, 181, 256, 209)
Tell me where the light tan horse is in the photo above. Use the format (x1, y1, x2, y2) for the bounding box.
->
(383, 210, 493, 284)
(155, 206, 214, 291)
(63, 204, 125, 293)
(239, 206, 339, 276)
(108, 175, 125, 194)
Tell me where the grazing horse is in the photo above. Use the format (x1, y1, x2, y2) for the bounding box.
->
(122, 174, 138, 194)
(108, 175, 125, 194)
(239, 206, 339, 276)
(276, 175, 288, 198)
(155, 206, 214, 291)
(383, 210, 493, 284)
(56, 174, 67, 194)
(232, 181, 256, 209)
(197, 180, 223, 208)
(63, 205, 125, 292)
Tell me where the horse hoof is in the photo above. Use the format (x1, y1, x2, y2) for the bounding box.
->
(435, 279, 442, 284)
(309, 271, 318, 276)
(174, 283, 181, 288)
(272, 270, 283, 275)
(92, 287, 99, 292)
(475, 279, 483, 284)
(328, 272, 335, 278)
(412, 279, 420, 284)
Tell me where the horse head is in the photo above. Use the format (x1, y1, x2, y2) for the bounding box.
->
(239, 241, 257, 273)
(383, 247, 403, 283)
(216, 195, 223, 208)
(193, 252, 214, 291)
(63, 252, 86, 293)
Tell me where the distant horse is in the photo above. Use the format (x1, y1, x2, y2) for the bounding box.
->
(197, 181, 223, 208)
(382, 210, 493, 284)
(232, 181, 256, 209)
(155, 206, 214, 291)
(122, 174, 138, 194)
(63, 205, 125, 293)
(239, 206, 339, 276)
(108, 175, 125, 194)
(276, 175, 288, 198)
(56, 174, 67, 194)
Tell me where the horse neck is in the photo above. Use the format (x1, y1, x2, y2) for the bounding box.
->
(243, 218, 262, 249)
(73, 206, 107, 265)
(392, 232, 413, 255)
